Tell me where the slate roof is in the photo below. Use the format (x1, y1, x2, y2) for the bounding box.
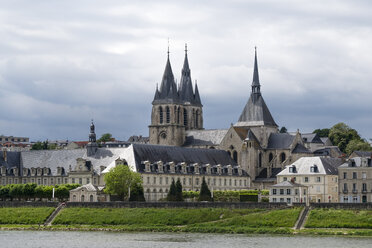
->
(278, 157, 343, 176)
(267, 133, 295, 149)
(270, 180, 305, 188)
(302, 133, 323, 144)
(353, 151, 372, 157)
(292, 143, 312, 154)
(184, 129, 228, 147)
(339, 157, 372, 168)
(70, 183, 98, 192)
(254, 167, 282, 182)
(235, 49, 277, 127)
(0, 151, 21, 175)
(132, 143, 237, 167)
(179, 50, 195, 104)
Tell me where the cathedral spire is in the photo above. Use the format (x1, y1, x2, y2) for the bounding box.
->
(194, 80, 202, 106)
(252, 47, 261, 94)
(179, 43, 194, 103)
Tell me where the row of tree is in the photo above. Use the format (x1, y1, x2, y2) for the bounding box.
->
(313, 122, 372, 155)
(167, 177, 212, 202)
(0, 184, 80, 201)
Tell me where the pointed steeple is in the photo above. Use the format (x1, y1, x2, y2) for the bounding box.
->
(252, 47, 261, 94)
(179, 43, 194, 103)
(153, 47, 179, 104)
(194, 81, 202, 106)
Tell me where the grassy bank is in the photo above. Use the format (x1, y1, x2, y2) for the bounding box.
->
(0, 207, 54, 224)
(305, 209, 372, 228)
(53, 208, 263, 225)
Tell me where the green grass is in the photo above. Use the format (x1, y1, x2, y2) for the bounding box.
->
(0, 207, 55, 224)
(189, 208, 302, 228)
(305, 209, 372, 229)
(53, 207, 263, 226)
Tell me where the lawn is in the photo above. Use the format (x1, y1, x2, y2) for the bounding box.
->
(0, 207, 55, 224)
(52, 207, 263, 226)
(305, 208, 372, 229)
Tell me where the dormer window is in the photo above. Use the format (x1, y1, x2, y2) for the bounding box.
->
(310, 164, 318, 173)
(289, 165, 297, 173)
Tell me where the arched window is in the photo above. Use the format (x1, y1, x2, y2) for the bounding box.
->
(233, 151, 238, 163)
(183, 108, 188, 127)
(192, 109, 195, 127)
(73, 195, 76, 201)
(159, 107, 163, 124)
(195, 110, 199, 128)
(258, 153, 262, 167)
(166, 106, 170, 123)
(81, 195, 85, 202)
(269, 153, 273, 162)
(280, 153, 286, 163)
(177, 107, 181, 124)
(227, 151, 231, 157)
(90, 195, 94, 202)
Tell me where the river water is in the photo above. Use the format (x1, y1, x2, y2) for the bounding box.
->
(0, 231, 371, 248)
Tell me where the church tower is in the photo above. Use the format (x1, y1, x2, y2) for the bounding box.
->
(87, 120, 98, 156)
(149, 45, 203, 146)
(234, 48, 278, 147)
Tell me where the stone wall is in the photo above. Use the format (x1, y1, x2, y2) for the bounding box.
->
(293, 202, 372, 209)
(0, 202, 59, 208)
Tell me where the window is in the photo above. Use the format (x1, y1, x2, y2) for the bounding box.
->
(177, 107, 180, 124)
(81, 195, 85, 202)
(286, 189, 291, 195)
(295, 189, 299, 195)
(343, 172, 347, 179)
(233, 151, 238, 163)
(229, 179, 232, 186)
(353, 183, 357, 191)
(344, 183, 348, 191)
(280, 198, 284, 202)
(90, 195, 94, 202)
(166, 106, 170, 123)
(289, 166, 296, 173)
(304, 177, 309, 183)
(362, 172, 366, 179)
(195, 110, 199, 127)
(280, 153, 286, 163)
(258, 153, 262, 167)
(343, 196, 348, 203)
(160, 177, 163, 185)
(147, 177, 150, 184)
(316, 177, 321, 182)
(224, 179, 226, 186)
(196, 178, 199, 185)
(213, 178, 216, 186)
(166, 177, 169, 185)
(86, 178, 90, 184)
(23, 179, 27, 184)
(50, 178, 54, 185)
(353, 172, 357, 179)
(159, 107, 163, 124)
(362, 183, 367, 192)
(283, 177, 287, 181)
(153, 177, 156, 184)
(44, 179, 47, 185)
(58, 178, 61, 184)
(94, 178, 97, 185)
(269, 153, 273, 162)
(280, 189, 284, 195)
(65, 178, 68, 184)
(189, 178, 192, 185)
(272, 189, 277, 195)
(303, 189, 307, 195)
(273, 198, 277, 202)
(287, 198, 291, 204)
(79, 178, 82, 184)
(310, 165, 318, 173)
(353, 196, 358, 203)
(183, 108, 188, 127)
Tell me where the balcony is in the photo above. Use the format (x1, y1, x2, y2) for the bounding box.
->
(343, 189, 348, 194)
(352, 189, 358, 194)
(362, 190, 367, 194)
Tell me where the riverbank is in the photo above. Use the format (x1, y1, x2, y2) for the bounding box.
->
(0, 206, 371, 236)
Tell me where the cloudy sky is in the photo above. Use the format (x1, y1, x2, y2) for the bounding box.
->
(1, 0, 372, 142)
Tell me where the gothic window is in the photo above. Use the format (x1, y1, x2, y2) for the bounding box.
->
(195, 110, 199, 128)
(280, 152, 286, 163)
(269, 153, 273, 162)
(183, 108, 188, 127)
(159, 107, 163, 124)
(258, 153, 262, 167)
(177, 107, 181, 124)
(166, 106, 170, 123)
(233, 151, 238, 163)
(192, 109, 195, 127)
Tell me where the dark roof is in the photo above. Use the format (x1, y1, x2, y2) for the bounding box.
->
(152, 55, 180, 104)
(292, 143, 312, 154)
(179, 51, 195, 103)
(319, 157, 343, 175)
(353, 151, 372, 157)
(183, 129, 228, 147)
(132, 144, 237, 167)
(0, 151, 21, 173)
(267, 133, 295, 149)
(235, 49, 277, 127)
(254, 167, 282, 182)
(302, 133, 323, 144)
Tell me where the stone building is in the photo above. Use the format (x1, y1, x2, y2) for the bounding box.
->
(149, 45, 203, 146)
(338, 156, 372, 203)
(268, 180, 308, 205)
(276, 157, 343, 203)
(69, 183, 108, 202)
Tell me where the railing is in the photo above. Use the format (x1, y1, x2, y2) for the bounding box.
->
(352, 189, 358, 194)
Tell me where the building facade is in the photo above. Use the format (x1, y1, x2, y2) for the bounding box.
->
(268, 180, 308, 205)
(338, 156, 372, 203)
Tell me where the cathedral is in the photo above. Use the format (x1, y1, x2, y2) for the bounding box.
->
(149, 47, 331, 188)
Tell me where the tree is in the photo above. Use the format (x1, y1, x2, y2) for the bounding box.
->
(22, 183, 37, 201)
(55, 185, 70, 201)
(345, 139, 372, 155)
(31, 142, 44, 150)
(279, 126, 287, 133)
(313, 128, 330, 138)
(98, 133, 113, 143)
(198, 177, 212, 201)
(175, 178, 183, 201)
(129, 173, 145, 201)
(167, 179, 177, 201)
(329, 122, 361, 153)
(104, 164, 141, 200)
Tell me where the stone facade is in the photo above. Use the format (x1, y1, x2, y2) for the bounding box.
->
(269, 180, 308, 205)
(338, 157, 372, 203)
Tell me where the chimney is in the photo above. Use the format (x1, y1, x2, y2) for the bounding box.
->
(3, 151, 7, 162)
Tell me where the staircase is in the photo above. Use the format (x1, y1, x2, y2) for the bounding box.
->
(44, 203, 65, 226)
(295, 206, 310, 230)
